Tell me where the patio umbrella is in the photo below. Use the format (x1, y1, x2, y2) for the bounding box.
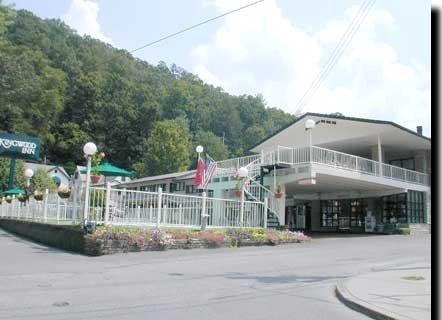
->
(81, 161, 133, 177)
(3, 187, 26, 196)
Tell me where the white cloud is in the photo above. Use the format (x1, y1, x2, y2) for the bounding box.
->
(62, 0, 112, 44)
(190, 0, 431, 136)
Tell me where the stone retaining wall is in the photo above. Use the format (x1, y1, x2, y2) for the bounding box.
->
(0, 219, 306, 256)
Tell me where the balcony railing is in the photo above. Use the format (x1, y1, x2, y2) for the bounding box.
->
(215, 146, 429, 186)
(277, 146, 428, 186)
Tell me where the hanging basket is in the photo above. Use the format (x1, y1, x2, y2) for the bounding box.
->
(90, 175, 101, 184)
(34, 193, 44, 201)
(6, 197, 12, 203)
(17, 195, 28, 202)
(234, 189, 243, 197)
(58, 190, 71, 199)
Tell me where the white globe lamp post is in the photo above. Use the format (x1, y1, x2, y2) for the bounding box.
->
(24, 168, 34, 187)
(24, 168, 34, 198)
(305, 118, 316, 150)
(196, 145, 204, 161)
(237, 167, 249, 179)
(83, 142, 97, 224)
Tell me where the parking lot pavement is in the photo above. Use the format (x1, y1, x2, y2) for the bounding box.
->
(0, 229, 430, 320)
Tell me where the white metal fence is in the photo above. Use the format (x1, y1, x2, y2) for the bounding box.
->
(0, 192, 81, 224)
(0, 186, 267, 229)
(88, 186, 266, 228)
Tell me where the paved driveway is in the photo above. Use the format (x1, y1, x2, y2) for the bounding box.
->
(0, 230, 430, 320)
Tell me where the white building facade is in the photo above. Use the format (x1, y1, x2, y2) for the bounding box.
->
(211, 113, 431, 232)
(116, 113, 431, 233)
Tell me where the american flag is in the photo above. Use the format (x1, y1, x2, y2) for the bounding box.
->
(195, 154, 217, 190)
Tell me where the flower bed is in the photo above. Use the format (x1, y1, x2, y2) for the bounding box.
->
(87, 226, 311, 255)
(0, 220, 311, 256)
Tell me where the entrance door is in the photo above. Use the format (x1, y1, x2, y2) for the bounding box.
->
(304, 203, 312, 231)
(296, 205, 305, 229)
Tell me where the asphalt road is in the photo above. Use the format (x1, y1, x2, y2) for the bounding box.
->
(0, 230, 430, 320)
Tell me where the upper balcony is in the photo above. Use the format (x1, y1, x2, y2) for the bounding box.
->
(216, 146, 429, 187)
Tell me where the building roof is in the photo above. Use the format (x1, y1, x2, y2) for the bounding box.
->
(119, 170, 196, 187)
(249, 112, 431, 152)
(24, 162, 70, 178)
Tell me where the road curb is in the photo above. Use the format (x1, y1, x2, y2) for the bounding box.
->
(335, 281, 400, 320)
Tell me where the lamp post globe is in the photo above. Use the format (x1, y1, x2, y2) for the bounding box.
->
(196, 145, 204, 153)
(83, 142, 97, 156)
(237, 167, 249, 178)
(305, 119, 316, 130)
(24, 168, 34, 179)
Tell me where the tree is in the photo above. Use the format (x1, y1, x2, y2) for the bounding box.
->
(0, 158, 26, 191)
(193, 131, 229, 161)
(30, 168, 57, 192)
(134, 119, 191, 177)
(0, 4, 296, 173)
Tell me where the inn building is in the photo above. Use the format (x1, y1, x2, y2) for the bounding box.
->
(120, 113, 431, 233)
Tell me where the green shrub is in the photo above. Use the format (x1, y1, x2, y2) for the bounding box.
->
(399, 228, 411, 235)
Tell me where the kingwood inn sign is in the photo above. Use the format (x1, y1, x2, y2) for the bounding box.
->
(0, 132, 41, 161)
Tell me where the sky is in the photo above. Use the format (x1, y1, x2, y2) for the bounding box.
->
(5, 0, 432, 136)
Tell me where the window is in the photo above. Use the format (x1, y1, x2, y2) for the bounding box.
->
(389, 158, 415, 171)
(407, 191, 425, 223)
(186, 185, 196, 194)
(170, 182, 185, 192)
(381, 193, 407, 223)
(350, 199, 367, 227)
(320, 200, 340, 228)
(208, 190, 214, 197)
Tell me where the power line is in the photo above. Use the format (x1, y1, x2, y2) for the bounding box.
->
(100, 0, 266, 65)
(294, 0, 376, 116)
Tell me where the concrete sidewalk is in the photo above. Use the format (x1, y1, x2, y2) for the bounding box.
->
(336, 264, 431, 320)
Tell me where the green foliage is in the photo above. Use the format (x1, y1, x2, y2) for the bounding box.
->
(0, 158, 25, 191)
(192, 131, 229, 162)
(30, 168, 57, 192)
(0, 4, 295, 175)
(135, 119, 191, 176)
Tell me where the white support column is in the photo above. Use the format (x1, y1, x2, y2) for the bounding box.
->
(377, 135, 383, 176)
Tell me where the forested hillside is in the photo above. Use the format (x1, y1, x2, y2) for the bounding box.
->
(0, 3, 295, 176)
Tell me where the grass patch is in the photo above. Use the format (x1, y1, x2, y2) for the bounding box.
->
(401, 275, 425, 281)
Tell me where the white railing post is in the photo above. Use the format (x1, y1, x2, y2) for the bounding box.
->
(263, 198, 268, 228)
(104, 183, 111, 226)
(156, 187, 162, 228)
(56, 195, 60, 224)
(201, 191, 207, 230)
(43, 189, 48, 222)
(240, 187, 245, 227)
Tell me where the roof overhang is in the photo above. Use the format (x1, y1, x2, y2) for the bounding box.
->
(250, 113, 430, 154)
